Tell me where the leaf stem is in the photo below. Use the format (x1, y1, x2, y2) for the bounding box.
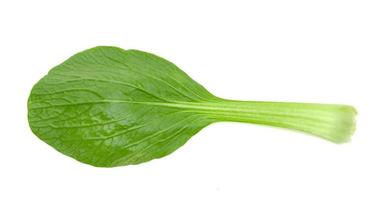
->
(202, 100, 357, 143)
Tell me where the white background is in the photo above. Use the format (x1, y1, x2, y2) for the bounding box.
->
(1, 0, 378, 199)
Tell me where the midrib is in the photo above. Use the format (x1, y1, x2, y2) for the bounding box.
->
(30, 99, 356, 143)
(31, 99, 337, 121)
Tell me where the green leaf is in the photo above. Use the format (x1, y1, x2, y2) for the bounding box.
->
(28, 46, 357, 167)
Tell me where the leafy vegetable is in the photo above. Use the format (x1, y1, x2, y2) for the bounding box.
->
(28, 46, 357, 167)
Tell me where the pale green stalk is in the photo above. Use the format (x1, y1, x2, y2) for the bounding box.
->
(195, 100, 357, 143)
